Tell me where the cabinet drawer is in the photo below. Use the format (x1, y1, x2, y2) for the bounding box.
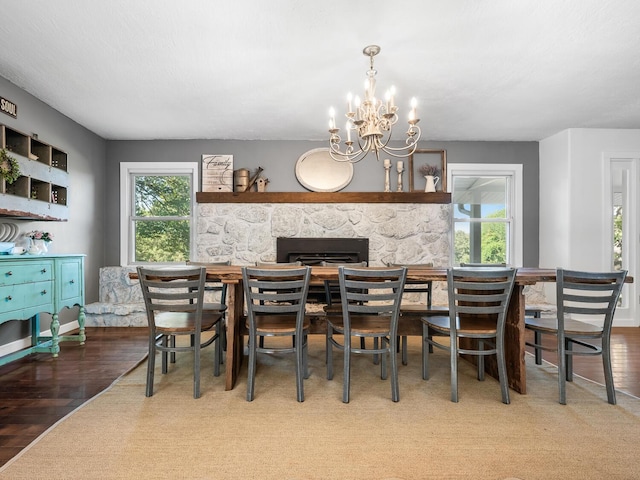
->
(0, 281, 53, 317)
(25, 281, 54, 308)
(0, 261, 54, 286)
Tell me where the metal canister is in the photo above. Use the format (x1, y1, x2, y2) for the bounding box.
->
(233, 169, 250, 192)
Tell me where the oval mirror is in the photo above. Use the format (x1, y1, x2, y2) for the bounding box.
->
(295, 148, 354, 192)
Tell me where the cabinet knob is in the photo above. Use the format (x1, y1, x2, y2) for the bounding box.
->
(41, 268, 47, 273)
(70, 279, 75, 284)
(41, 290, 47, 295)
(5, 296, 11, 301)
(6, 271, 12, 276)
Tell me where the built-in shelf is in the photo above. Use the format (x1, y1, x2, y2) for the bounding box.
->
(1, 124, 69, 221)
(197, 191, 451, 204)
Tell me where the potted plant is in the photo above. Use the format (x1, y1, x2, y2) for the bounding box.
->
(418, 164, 439, 177)
(418, 164, 440, 192)
(26, 230, 54, 254)
(0, 148, 20, 184)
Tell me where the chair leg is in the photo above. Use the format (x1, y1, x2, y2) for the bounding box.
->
(343, 336, 351, 403)
(390, 336, 399, 402)
(496, 335, 510, 404)
(373, 337, 379, 365)
(220, 319, 226, 364)
(602, 335, 617, 405)
(146, 335, 156, 397)
(161, 335, 169, 374)
(450, 333, 459, 403)
(476, 340, 485, 381)
(303, 334, 310, 379)
(534, 331, 543, 364)
(557, 333, 567, 405)
(246, 334, 258, 401)
(380, 337, 388, 380)
(565, 339, 573, 381)
(422, 324, 430, 380)
(213, 322, 221, 377)
(402, 335, 408, 366)
(193, 334, 201, 399)
(326, 330, 334, 380)
(295, 334, 305, 403)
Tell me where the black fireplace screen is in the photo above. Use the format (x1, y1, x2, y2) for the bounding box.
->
(276, 237, 369, 266)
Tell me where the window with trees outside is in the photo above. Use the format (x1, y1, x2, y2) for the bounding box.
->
(120, 162, 198, 266)
(448, 164, 522, 266)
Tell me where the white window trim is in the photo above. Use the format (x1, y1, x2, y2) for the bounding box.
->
(447, 163, 523, 267)
(119, 162, 199, 267)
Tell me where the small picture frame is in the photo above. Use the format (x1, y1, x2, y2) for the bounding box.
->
(201, 155, 233, 192)
(408, 149, 447, 192)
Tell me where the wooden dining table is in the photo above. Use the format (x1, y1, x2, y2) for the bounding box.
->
(205, 265, 568, 394)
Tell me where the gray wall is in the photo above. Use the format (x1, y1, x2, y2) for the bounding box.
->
(106, 139, 539, 266)
(0, 76, 107, 346)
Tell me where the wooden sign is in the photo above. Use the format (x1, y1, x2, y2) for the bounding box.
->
(0, 96, 17, 118)
(202, 154, 233, 192)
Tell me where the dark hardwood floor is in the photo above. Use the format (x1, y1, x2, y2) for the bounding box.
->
(0, 327, 149, 467)
(1, 326, 639, 467)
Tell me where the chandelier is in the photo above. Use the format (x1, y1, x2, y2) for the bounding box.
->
(328, 45, 421, 163)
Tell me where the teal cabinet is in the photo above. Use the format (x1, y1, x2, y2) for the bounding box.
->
(0, 254, 85, 365)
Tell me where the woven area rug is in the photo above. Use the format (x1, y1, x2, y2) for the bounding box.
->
(1, 335, 639, 480)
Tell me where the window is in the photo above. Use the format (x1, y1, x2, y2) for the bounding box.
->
(120, 162, 198, 266)
(448, 164, 523, 266)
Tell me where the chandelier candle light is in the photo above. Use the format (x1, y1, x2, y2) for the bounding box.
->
(328, 45, 421, 163)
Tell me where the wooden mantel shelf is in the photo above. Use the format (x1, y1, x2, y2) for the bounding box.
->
(196, 191, 451, 204)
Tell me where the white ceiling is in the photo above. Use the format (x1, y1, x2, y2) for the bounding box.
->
(1, 0, 640, 142)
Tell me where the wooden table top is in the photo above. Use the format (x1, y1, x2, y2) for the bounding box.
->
(199, 266, 560, 285)
(130, 266, 631, 286)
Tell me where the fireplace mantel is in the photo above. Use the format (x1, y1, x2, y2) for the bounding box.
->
(196, 192, 451, 204)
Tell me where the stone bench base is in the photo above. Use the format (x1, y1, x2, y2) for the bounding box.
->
(85, 302, 148, 327)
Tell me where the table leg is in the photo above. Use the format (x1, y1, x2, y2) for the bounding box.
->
(459, 284, 527, 394)
(504, 284, 527, 393)
(224, 282, 244, 390)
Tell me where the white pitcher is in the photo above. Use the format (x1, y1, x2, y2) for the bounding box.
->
(424, 175, 440, 193)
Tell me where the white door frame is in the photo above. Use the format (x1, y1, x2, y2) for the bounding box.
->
(603, 152, 639, 327)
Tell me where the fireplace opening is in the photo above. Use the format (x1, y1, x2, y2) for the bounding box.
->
(276, 237, 369, 303)
(276, 237, 369, 266)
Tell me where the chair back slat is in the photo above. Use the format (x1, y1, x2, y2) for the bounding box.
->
(137, 266, 207, 337)
(557, 268, 627, 330)
(339, 266, 407, 335)
(243, 266, 311, 317)
(448, 267, 517, 334)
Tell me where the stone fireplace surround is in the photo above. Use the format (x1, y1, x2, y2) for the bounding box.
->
(195, 202, 451, 267)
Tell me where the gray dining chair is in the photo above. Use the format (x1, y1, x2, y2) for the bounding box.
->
(422, 267, 517, 403)
(186, 260, 229, 369)
(388, 262, 445, 365)
(525, 268, 627, 404)
(243, 265, 311, 402)
(326, 266, 407, 403)
(137, 266, 224, 398)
